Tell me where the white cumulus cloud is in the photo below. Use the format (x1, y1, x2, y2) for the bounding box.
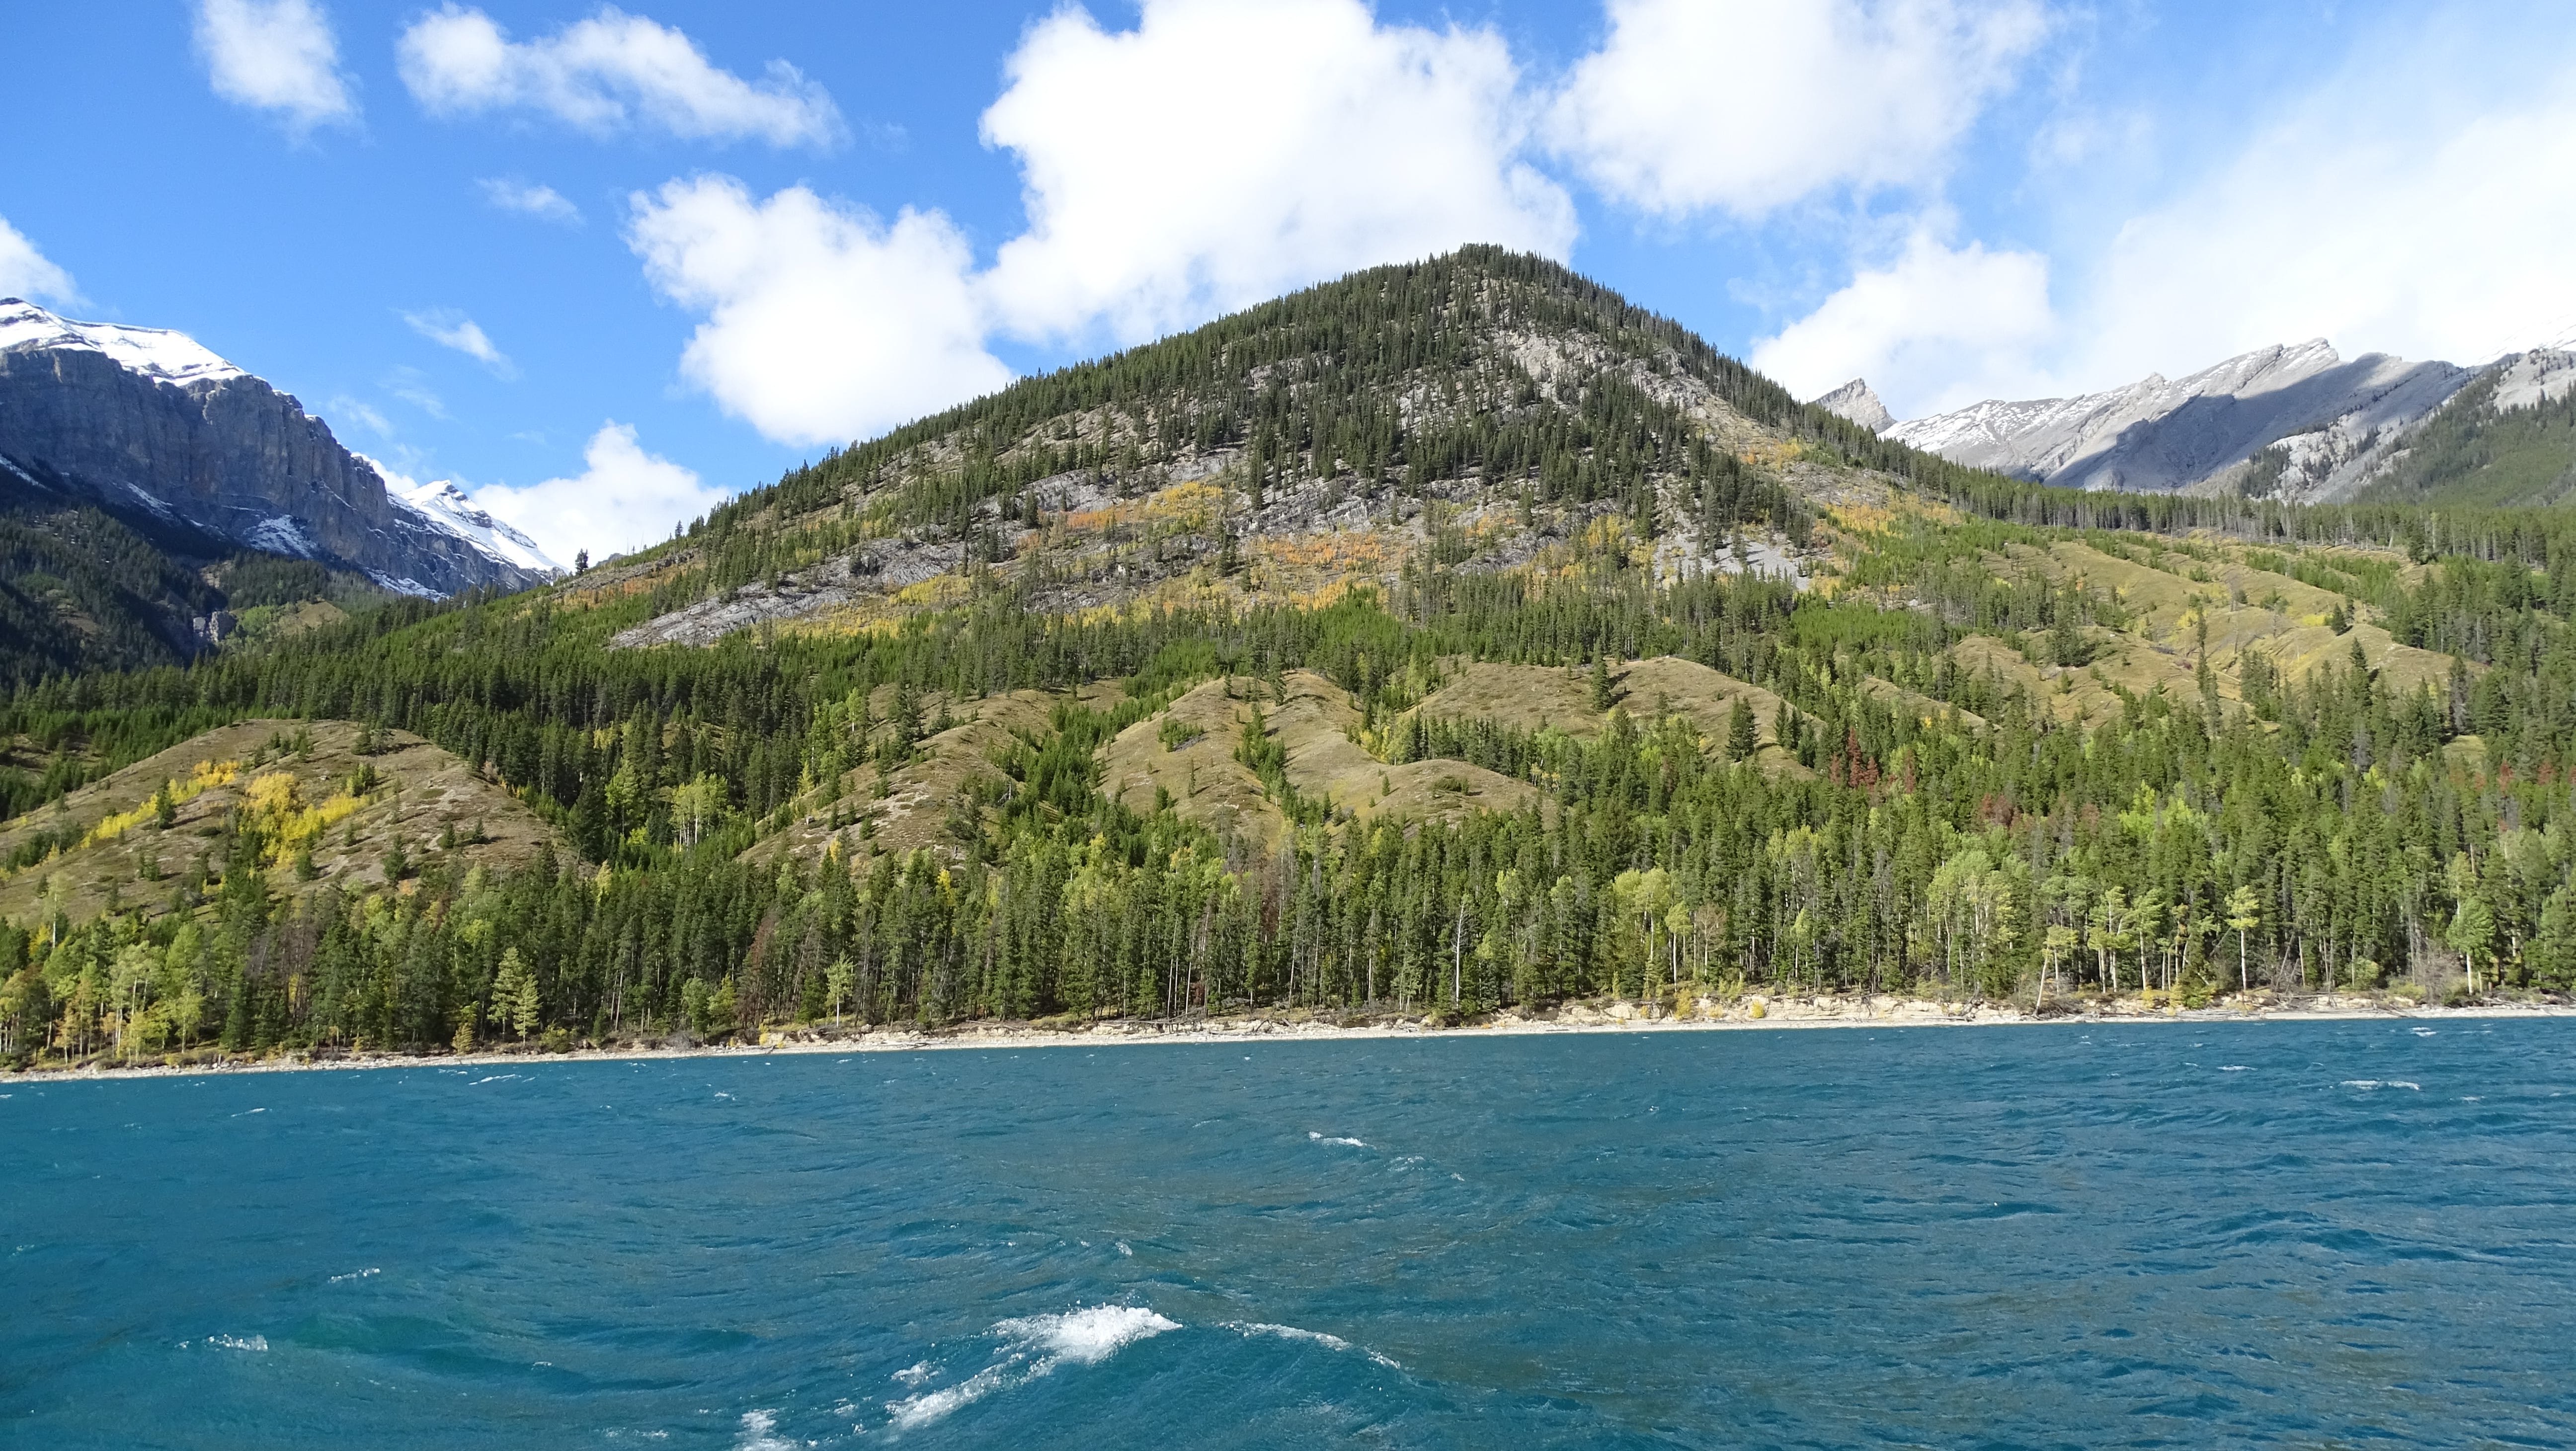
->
(398, 4, 841, 147)
(402, 308, 516, 378)
(1751, 230, 2054, 415)
(2067, 54, 2576, 384)
(1760, 28, 2576, 421)
(0, 215, 78, 305)
(1549, 0, 2048, 220)
(479, 177, 582, 225)
(628, 0, 1575, 447)
(627, 177, 1009, 447)
(192, 0, 358, 133)
(464, 423, 726, 563)
(980, 0, 1576, 345)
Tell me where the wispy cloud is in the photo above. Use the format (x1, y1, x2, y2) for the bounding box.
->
(478, 177, 581, 226)
(192, 0, 358, 134)
(402, 307, 516, 378)
(399, 5, 841, 147)
(325, 394, 396, 438)
(384, 367, 449, 419)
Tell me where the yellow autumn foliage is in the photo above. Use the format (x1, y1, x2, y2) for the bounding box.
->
(79, 759, 239, 850)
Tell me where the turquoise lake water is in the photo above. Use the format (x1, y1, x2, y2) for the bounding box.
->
(7, 1019, 2576, 1448)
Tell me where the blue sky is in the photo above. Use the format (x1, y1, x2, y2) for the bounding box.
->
(4, 0, 2572, 565)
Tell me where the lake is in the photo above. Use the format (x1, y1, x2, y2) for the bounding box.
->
(7, 1018, 2573, 1448)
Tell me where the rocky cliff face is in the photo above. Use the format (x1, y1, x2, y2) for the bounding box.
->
(0, 300, 553, 595)
(1810, 379, 1893, 433)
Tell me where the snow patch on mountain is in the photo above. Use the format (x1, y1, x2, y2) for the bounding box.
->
(245, 515, 319, 558)
(0, 298, 245, 387)
(378, 469, 562, 576)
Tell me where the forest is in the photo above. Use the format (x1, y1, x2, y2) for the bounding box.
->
(6, 248, 2576, 1067)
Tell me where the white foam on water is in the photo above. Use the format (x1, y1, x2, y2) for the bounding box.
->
(2391, 1081, 2421, 1090)
(327, 1268, 379, 1284)
(891, 1362, 934, 1388)
(2413, 1028, 2438, 1037)
(886, 1363, 1015, 1431)
(1222, 1320, 1402, 1369)
(1309, 1131, 1367, 1147)
(884, 1306, 1179, 1433)
(205, 1334, 268, 1352)
(2219, 1065, 2251, 1072)
(734, 1409, 795, 1450)
(1115, 1240, 1133, 1257)
(2342, 1080, 2383, 1089)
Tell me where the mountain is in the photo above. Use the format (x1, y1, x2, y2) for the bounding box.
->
(1838, 332, 2576, 506)
(1857, 341, 2466, 500)
(9, 246, 2576, 1071)
(2348, 344, 2576, 508)
(0, 299, 558, 595)
(1812, 378, 1893, 432)
(379, 474, 559, 578)
(596, 245, 1856, 649)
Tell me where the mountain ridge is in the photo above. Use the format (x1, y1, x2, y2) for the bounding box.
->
(0, 298, 558, 594)
(1832, 332, 2576, 506)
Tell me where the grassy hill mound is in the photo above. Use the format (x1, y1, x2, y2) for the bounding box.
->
(1, 719, 559, 928)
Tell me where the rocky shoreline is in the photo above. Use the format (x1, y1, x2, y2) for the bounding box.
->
(20, 991, 2576, 1081)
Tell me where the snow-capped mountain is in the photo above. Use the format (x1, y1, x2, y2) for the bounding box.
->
(1873, 342, 2467, 499)
(1826, 333, 2576, 504)
(380, 472, 560, 580)
(0, 298, 556, 595)
(0, 300, 244, 387)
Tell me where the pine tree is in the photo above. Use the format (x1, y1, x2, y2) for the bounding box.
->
(1726, 697, 1757, 762)
(492, 948, 542, 1040)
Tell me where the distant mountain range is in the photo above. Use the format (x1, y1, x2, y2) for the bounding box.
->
(0, 299, 557, 594)
(1820, 333, 2576, 506)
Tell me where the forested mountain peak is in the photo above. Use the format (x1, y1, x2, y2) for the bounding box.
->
(585, 247, 1934, 648)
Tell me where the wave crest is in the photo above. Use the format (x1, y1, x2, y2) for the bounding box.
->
(885, 1305, 1179, 1432)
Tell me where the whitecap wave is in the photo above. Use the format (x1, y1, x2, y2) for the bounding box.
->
(204, 1334, 268, 1352)
(885, 1306, 1179, 1432)
(735, 1410, 795, 1450)
(1222, 1320, 1401, 1369)
(2390, 1080, 2421, 1090)
(1308, 1131, 1367, 1147)
(326, 1267, 380, 1284)
(2218, 1065, 2251, 1072)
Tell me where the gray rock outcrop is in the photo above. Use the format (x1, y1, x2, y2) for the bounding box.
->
(1811, 379, 1893, 433)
